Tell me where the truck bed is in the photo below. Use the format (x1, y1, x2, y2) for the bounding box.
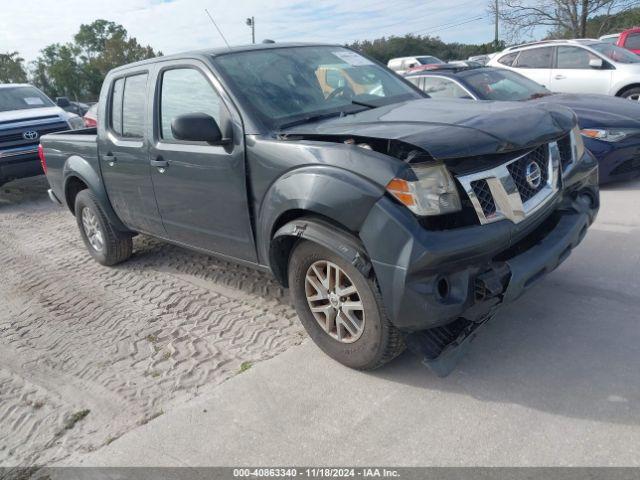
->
(40, 127, 99, 209)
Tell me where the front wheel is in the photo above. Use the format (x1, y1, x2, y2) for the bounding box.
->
(74, 190, 132, 266)
(288, 240, 404, 370)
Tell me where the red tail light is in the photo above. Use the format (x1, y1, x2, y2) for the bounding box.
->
(84, 117, 97, 127)
(38, 144, 47, 174)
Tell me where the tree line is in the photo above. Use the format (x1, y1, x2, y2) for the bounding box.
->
(1, 20, 160, 102)
(1, 3, 639, 101)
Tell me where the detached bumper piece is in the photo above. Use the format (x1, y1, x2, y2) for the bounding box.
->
(405, 317, 493, 377)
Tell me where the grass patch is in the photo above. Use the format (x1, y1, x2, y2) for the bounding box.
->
(238, 361, 252, 374)
(64, 409, 90, 430)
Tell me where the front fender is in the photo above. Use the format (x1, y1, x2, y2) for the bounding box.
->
(256, 165, 389, 266)
(63, 155, 130, 233)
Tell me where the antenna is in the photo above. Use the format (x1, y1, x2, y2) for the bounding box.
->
(204, 9, 231, 49)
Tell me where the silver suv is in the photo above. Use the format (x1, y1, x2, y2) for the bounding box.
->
(488, 39, 640, 100)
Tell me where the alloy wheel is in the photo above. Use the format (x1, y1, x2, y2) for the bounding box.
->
(304, 260, 365, 343)
(81, 207, 104, 252)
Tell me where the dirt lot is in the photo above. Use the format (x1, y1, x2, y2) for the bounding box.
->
(0, 177, 305, 466)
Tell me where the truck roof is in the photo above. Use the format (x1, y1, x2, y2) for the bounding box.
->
(0, 83, 32, 89)
(110, 42, 340, 73)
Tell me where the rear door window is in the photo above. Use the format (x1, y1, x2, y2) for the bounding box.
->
(110, 78, 124, 135)
(513, 47, 553, 68)
(122, 74, 148, 138)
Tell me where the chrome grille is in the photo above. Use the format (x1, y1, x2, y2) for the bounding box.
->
(457, 141, 561, 225)
(506, 144, 549, 202)
(470, 179, 496, 217)
(0, 120, 68, 149)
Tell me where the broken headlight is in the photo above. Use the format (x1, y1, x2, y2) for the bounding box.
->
(386, 163, 461, 216)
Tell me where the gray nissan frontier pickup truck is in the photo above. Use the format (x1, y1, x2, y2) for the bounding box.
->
(40, 43, 599, 374)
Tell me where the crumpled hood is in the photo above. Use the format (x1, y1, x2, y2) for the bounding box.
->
(531, 93, 640, 129)
(282, 98, 575, 159)
(0, 106, 67, 126)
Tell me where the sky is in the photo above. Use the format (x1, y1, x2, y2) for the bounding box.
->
(0, 0, 500, 63)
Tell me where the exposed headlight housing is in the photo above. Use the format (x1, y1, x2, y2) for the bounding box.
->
(386, 163, 461, 216)
(580, 128, 640, 143)
(67, 114, 85, 130)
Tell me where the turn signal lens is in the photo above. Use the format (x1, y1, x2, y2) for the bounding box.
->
(386, 164, 461, 216)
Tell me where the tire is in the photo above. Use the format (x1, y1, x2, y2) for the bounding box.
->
(619, 87, 640, 101)
(288, 240, 405, 370)
(74, 189, 132, 266)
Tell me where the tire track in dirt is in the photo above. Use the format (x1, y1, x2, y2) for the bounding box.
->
(0, 177, 306, 466)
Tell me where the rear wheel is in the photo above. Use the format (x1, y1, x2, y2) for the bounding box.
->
(620, 87, 640, 101)
(288, 240, 404, 370)
(74, 190, 132, 266)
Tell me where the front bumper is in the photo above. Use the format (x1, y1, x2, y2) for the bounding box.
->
(585, 136, 640, 184)
(0, 146, 41, 184)
(360, 153, 599, 332)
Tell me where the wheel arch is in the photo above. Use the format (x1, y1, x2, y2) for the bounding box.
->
(615, 83, 640, 97)
(270, 214, 372, 287)
(62, 155, 132, 233)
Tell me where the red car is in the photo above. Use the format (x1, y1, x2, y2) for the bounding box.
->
(83, 103, 98, 127)
(617, 27, 640, 55)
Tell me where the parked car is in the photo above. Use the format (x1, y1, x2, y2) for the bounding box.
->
(405, 64, 640, 183)
(488, 39, 640, 99)
(0, 84, 84, 187)
(83, 103, 98, 127)
(55, 97, 91, 116)
(615, 27, 640, 54)
(599, 33, 620, 44)
(40, 44, 598, 375)
(387, 55, 444, 74)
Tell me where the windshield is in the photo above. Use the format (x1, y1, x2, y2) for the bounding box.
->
(417, 56, 444, 65)
(463, 68, 550, 101)
(590, 42, 640, 63)
(213, 46, 421, 129)
(0, 86, 55, 112)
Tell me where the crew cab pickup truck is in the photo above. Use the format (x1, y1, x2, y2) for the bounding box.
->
(0, 84, 84, 187)
(41, 43, 599, 374)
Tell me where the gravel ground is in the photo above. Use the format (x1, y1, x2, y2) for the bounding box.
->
(0, 177, 306, 466)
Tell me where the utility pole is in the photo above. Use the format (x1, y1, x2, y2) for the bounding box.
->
(494, 0, 499, 49)
(246, 16, 255, 44)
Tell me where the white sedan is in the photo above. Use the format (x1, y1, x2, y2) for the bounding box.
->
(488, 39, 640, 100)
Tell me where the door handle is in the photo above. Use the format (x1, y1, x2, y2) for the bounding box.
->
(554, 75, 567, 80)
(103, 153, 117, 166)
(150, 157, 169, 172)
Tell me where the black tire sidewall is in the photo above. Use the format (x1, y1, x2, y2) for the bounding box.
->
(288, 240, 390, 370)
(621, 87, 640, 99)
(74, 190, 122, 265)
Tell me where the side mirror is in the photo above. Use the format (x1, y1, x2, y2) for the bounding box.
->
(589, 58, 604, 69)
(171, 113, 227, 144)
(56, 96, 71, 108)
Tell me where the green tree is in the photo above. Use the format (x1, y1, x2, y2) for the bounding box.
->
(491, 0, 640, 41)
(32, 19, 161, 101)
(348, 35, 503, 64)
(0, 52, 28, 83)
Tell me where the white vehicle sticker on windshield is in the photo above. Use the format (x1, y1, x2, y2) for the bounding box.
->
(332, 51, 373, 66)
(24, 97, 45, 106)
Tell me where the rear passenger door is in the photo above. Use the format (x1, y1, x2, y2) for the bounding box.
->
(549, 46, 612, 94)
(148, 61, 257, 262)
(510, 47, 553, 88)
(99, 71, 164, 234)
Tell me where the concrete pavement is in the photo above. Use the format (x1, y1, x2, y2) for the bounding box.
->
(70, 179, 640, 467)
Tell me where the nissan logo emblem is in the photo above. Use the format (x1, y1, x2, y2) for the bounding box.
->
(525, 161, 542, 189)
(22, 130, 39, 140)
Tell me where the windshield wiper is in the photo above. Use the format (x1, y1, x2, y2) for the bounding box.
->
(350, 99, 378, 109)
(527, 92, 552, 100)
(278, 105, 371, 130)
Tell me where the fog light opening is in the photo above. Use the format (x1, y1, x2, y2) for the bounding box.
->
(577, 190, 595, 209)
(436, 277, 450, 301)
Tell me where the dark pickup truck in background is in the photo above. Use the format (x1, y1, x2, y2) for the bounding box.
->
(40, 43, 599, 374)
(0, 84, 85, 187)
